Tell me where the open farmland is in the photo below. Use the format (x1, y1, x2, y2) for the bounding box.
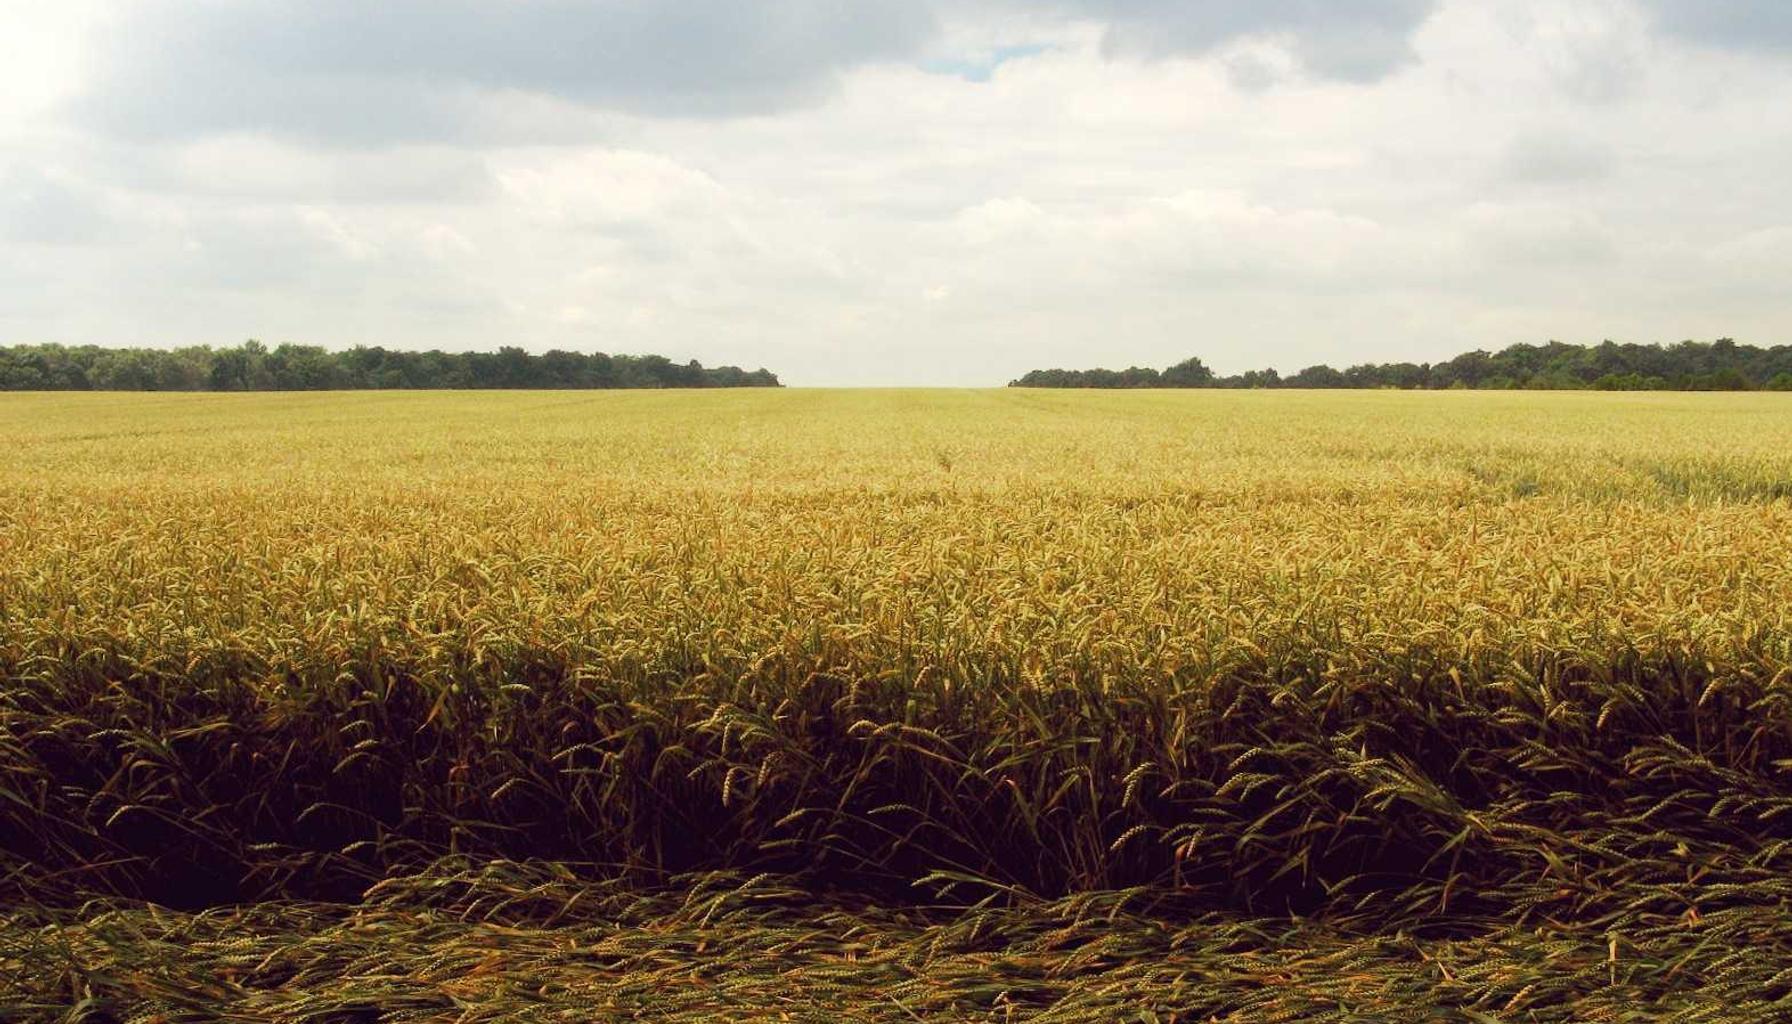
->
(4, 388, 1792, 1021)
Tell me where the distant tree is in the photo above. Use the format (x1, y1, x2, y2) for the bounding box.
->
(0, 347, 50, 390)
(0, 342, 780, 391)
(209, 346, 251, 391)
(1381, 362, 1430, 389)
(1216, 368, 1281, 388)
(1161, 356, 1214, 387)
(1693, 367, 1753, 391)
(539, 350, 590, 388)
(1115, 366, 1162, 388)
(90, 348, 157, 390)
(1525, 371, 1584, 390)
(493, 346, 536, 388)
(1286, 365, 1347, 389)
(1241, 368, 1281, 388)
(1006, 338, 1787, 393)
(1431, 349, 1493, 388)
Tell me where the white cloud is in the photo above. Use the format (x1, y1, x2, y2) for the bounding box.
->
(1459, 203, 1619, 269)
(1709, 226, 1792, 284)
(1497, 132, 1618, 185)
(158, 138, 493, 203)
(0, 165, 112, 245)
(494, 150, 729, 228)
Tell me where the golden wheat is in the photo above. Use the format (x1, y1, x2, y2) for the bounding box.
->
(4, 388, 1791, 1021)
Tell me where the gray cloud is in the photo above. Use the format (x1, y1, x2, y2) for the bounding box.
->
(1068, 0, 1441, 82)
(73, 0, 1445, 148)
(80, 0, 938, 143)
(1639, 1, 1792, 54)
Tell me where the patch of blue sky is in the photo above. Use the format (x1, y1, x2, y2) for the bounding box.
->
(919, 44, 1049, 82)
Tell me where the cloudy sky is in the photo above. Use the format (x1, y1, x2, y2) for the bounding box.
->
(3, 1, 1790, 385)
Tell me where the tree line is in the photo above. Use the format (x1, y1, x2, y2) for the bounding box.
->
(0, 341, 781, 391)
(1010, 340, 1792, 392)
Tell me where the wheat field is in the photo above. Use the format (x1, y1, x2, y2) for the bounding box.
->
(4, 389, 1792, 1021)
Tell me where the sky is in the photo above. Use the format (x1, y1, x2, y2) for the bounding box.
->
(2, 1, 1791, 386)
